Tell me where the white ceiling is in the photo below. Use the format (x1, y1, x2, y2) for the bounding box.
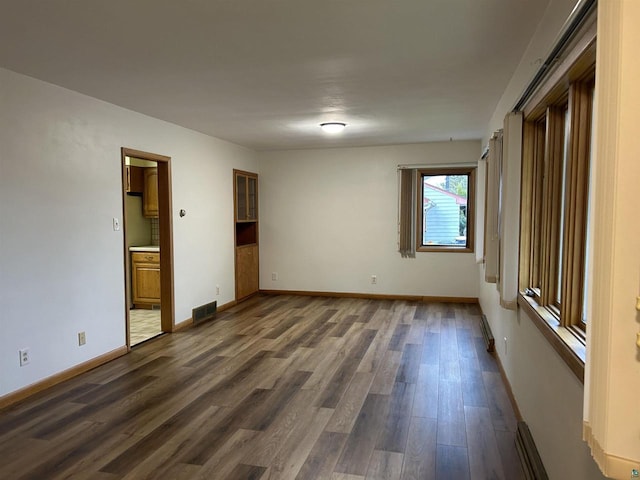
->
(0, 0, 550, 151)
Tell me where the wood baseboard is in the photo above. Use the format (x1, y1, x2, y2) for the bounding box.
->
(173, 318, 193, 332)
(218, 300, 237, 312)
(0, 346, 128, 410)
(259, 289, 478, 304)
(475, 307, 522, 422)
(494, 348, 523, 422)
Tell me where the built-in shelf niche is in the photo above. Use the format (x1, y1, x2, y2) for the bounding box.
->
(236, 222, 257, 246)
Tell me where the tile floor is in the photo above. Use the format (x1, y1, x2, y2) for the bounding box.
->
(129, 308, 162, 345)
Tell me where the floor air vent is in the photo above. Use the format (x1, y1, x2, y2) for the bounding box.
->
(516, 421, 548, 480)
(480, 314, 495, 352)
(192, 301, 217, 325)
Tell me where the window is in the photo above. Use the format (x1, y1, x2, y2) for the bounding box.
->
(518, 43, 595, 377)
(418, 167, 475, 252)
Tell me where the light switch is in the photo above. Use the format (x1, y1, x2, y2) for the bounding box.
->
(112, 217, 120, 231)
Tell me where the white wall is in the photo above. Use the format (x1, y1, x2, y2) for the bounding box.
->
(0, 67, 257, 397)
(477, 0, 607, 478)
(258, 142, 480, 298)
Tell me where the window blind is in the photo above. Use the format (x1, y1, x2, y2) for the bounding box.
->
(398, 168, 417, 258)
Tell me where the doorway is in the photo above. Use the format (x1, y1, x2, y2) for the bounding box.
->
(121, 148, 175, 348)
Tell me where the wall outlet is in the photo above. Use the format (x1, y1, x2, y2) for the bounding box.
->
(272, 272, 278, 281)
(19, 348, 30, 366)
(371, 275, 377, 285)
(216, 285, 220, 295)
(78, 331, 86, 346)
(112, 217, 120, 231)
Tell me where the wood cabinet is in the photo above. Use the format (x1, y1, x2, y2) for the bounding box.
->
(132, 251, 161, 307)
(235, 171, 258, 222)
(125, 165, 144, 194)
(234, 170, 259, 301)
(235, 244, 259, 300)
(143, 167, 159, 218)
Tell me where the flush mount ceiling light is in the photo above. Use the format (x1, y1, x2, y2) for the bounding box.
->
(320, 122, 347, 134)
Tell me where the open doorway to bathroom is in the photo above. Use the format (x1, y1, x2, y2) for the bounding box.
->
(121, 148, 174, 348)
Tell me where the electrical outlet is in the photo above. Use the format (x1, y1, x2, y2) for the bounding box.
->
(216, 285, 220, 295)
(19, 348, 30, 366)
(371, 275, 377, 285)
(78, 332, 86, 346)
(112, 217, 120, 231)
(272, 272, 278, 281)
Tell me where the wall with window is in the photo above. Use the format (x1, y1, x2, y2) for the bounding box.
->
(0, 67, 257, 398)
(477, 0, 607, 479)
(258, 141, 480, 299)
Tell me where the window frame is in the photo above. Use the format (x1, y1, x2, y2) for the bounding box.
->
(518, 40, 595, 381)
(416, 167, 475, 253)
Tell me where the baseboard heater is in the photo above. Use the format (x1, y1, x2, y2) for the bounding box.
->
(192, 300, 217, 325)
(480, 314, 495, 352)
(516, 421, 549, 480)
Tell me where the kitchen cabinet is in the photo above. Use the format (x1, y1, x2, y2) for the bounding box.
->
(143, 167, 159, 218)
(131, 251, 161, 307)
(234, 169, 259, 300)
(125, 165, 144, 194)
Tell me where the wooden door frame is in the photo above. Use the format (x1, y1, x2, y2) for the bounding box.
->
(121, 147, 175, 349)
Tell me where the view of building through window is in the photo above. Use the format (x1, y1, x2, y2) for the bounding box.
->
(422, 174, 469, 246)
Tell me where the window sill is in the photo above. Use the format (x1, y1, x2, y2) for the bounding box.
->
(417, 246, 474, 253)
(517, 293, 585, 382)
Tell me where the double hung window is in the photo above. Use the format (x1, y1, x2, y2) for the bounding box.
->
(418, 167, 475, 253)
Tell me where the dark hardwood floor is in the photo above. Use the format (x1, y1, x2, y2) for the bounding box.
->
(0, 295, 525, 479)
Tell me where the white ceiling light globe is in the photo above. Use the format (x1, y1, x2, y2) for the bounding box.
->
(320, 122, 347, 134)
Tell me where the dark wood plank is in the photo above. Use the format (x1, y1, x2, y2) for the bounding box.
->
(465, 405, 506, 479)
(263, 315, 304, 339)
(437, 380, 466, 447)
(240, 370, 312, 431)
(375, 382, 415, 453)
(366, 450, 404, 479)
(460, 357, 488, 408)
(316, 329, 378, 408)
(388, 324, 410, 351)
(325, 372, 374, 434)
(495, 430, 526, 480)
(224, 463, 267, 480)
(483, 371, 518, 432)
(395, 344, 421, 384)
(331, 314, 359, 337)
(334, 394, 390, 476)
(412, 364, 438, 419)
(421, 332, 440, 365)
(401, 417, 437, 480)
(0, 296, 523, 480)
(296, 431, 348, 479)
(435, 445, 470, 480)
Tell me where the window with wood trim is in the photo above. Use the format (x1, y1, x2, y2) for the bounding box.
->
(519, 53, 594, 362)
(418, 167, 475, 253)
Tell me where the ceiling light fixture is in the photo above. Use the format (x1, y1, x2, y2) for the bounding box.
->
(320, 122, 347, 134)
